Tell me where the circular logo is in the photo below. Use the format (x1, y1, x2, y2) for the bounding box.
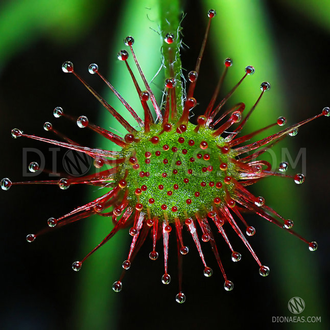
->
(288, 296, 305, 314)
(62, 150, 92, 177)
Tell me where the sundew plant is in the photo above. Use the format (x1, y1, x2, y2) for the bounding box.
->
(1, 0, 329, 329)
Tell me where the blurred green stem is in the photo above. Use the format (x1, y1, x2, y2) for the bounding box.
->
(159, 0, 184, 117)
(75, 1, 181, 329)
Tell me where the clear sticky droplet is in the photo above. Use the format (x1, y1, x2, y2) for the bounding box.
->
(289, 128, 299, 137)
(294, 173, 305, 185)
(261, 82, 271, 92)
(308, 241, 318, 252)
(28, 162, 40, 173)
(72, 261, 82, 272)
(58, 178, 70, 190)
(277, 116, 286, 126)
(259, 265, 270, 277)
(53, 107, 64, 118)
(11, 128, 23, 138)
(164, 33, 174, 44)
(88, 63, 98, 74)
(47, 217, 57, 228)
(122, 259, 131, 270)
(1, 178, 12, 191)
(77, 116, 89, 128)
(224, 280, 234, 291)
(322, 106, 330, 117)
(246, 226, 256, 236)
(117, 50, 128, 61)
(165, 78, 176, 89)
(279, 161, 289, 172)
(26, 233, 36, 243)
(201, 233, 210, 242)
(203, 267, 213, 277)
(62, 61, 74, 73)
(188, 71, 198, 83)
(283, 219, 294, 230)
(43, 122, 52, 131)
(149, 251, 159, 261)
(255, 196, 265, 207)
(180, 246, 189, 255)
(231, 111, 241, 123)
(129, 227, 137, 236)
(94, 158, 104, 169)
(231, 251, 242, 262)
(140, 91, 150, 101)
(112, 280, 122, 293)
(208, 9, 216, 18)
(161, 273, 171, 285)
(124, 36, 134, 46)
(224, 58, 233, 67)
(175, 292, 186, 304)
(245, 66, 255, 75)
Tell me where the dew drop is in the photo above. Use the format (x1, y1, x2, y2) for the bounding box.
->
(283, 219, 294, 230)
(246, 226, 256, 236)
(294, 173, 305, 185)
(322, 106, 330, 117)
(26, 233, 36, 243)
(175, 292, 186, 304)
(224, 280, 234, 291)
(203, 267, 213, 277)
(188, 71, 198, 82)
(149, 251, 159, 261)
(245, 66, 255, 75)
(11, 128, 23, 138)
(165, 78, 176, 88)
(180, 246, 189, 255)
(129, 227, 137, 236)
(117, 50, 128, 61)
(53, 106, 64, 118)
(122, 259, 131, 270)
(224, 58, 233, 67)
(43, 122, 53, 131)
(185, 97, 197, 109)
(289, 128, 299, 137)
(231, 251, 242, 262)
(208, 9, 216, 18)
(201, 233, 210, 242)
(124, 36, 134, 46)
(161, 273, 171, 285)
(72, 261, 82, 272)
(164, 33, 174, 44)
(165, 225, 172, 232)
(140, 91, 150, 101)
(47, 217, 57, 228)
(112, 280, 123, 292)
(255, 196, 265, 207)
(1, 178, 12, 191)
(277, 116, 286, 126)
(94, 158, 104, 168)
(200, 141, 208, 150)
(58, 178, 70, 190)
(261, 81, 271, 92)
(124, 134, 135, 143)
(62, 61, 74, 73)
(279, 161, 289, 172)
(118, 180, 127, 189)
(77, 115, 89, 128)
(88, 63, 98, 74)
(308, 241, 318, 251)
(259, 265, 270, 277)
(150, 136, 159, 144)
(232, 111, 241, 123)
